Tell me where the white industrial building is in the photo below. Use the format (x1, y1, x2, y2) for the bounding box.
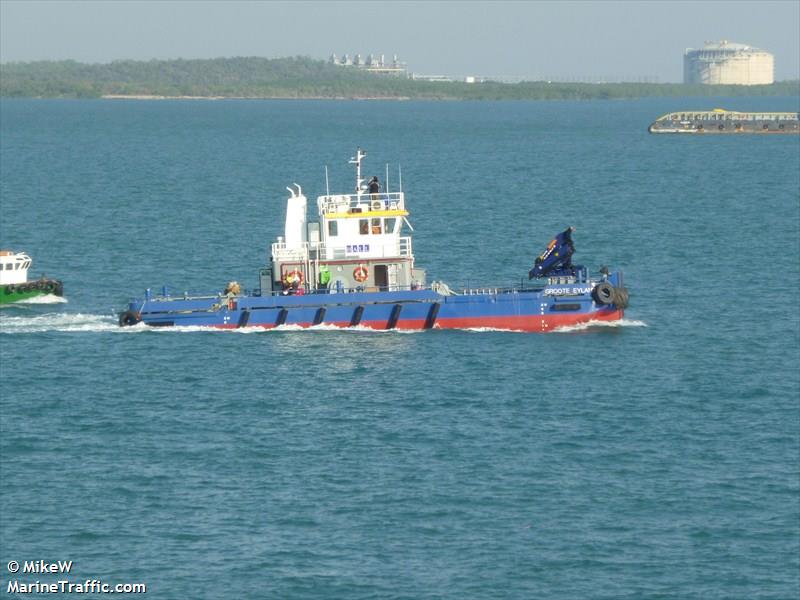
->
(330, 53, 408, 76)
(684, 40, 774, 85)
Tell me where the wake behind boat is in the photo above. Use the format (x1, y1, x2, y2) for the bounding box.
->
(118, 149, 628, 332)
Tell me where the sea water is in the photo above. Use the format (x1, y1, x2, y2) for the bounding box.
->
(1, 97, 798, 599)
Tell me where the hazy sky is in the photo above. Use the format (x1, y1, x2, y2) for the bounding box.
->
(1, 0, 798, 82)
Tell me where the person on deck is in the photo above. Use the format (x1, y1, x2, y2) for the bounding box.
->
(368, 176, 381, 197)
(318, 265, 331, 292)
(291, 274, 302, 295)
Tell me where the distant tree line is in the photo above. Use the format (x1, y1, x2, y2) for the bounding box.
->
(1, 56, 798, 100)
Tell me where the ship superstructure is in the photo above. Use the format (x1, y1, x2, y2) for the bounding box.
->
(267, 148, 423, 296)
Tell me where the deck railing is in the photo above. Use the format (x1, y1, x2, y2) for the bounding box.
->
(318, 191, 405, 215)
(664, 111, 799, 122)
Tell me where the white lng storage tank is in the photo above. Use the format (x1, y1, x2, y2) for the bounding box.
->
(683, 40, 774, 85)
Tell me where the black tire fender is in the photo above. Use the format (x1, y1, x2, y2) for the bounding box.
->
(592, 282, 615, 305)
(4, 285, 15, 294)
(119, 310, 141, 327)
(612, 287, 629, 309)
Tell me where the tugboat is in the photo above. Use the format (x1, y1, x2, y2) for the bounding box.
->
(118, 149, 628, 332)
(0, 251, 64, 304)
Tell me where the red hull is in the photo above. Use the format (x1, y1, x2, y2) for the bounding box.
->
(211, 309, 624, 332)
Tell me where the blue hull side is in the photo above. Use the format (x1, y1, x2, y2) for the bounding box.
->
(122, 275, 627, 333)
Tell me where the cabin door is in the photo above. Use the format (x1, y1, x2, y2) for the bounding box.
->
(374, 265, 389, 290)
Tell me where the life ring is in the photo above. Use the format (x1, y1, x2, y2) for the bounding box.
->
(284, 269, 304, 286)
(592, 282, 615, 305)
(118, 310, 141, 327)
(353, 265, 369, 282)
(371, 199, 383, 211)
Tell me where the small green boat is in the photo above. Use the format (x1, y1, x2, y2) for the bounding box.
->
(0, 250, 63, 304)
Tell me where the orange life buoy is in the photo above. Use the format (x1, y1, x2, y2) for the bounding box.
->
(353, 265, 369, 282)
(284, 269, 304, 285)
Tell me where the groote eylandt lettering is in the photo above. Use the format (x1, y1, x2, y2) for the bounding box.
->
(544, 286, 593, 296)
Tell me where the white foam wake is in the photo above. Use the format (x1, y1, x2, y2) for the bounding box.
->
(552, 318, 648, 333)
(0, 315, 426, 335)
(1, 293, 68, 305)
(461, 326, 527, 334)
(0, 312, 119, 333)
(222, 323, 421, 334)
(0, 312, 647, 335)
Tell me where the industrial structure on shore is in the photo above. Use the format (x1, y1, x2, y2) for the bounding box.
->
(330, 53, 485, 83)
(684, 40, 774, 85)
(332, 42, 779, 86)
(330, 53, 408, 76)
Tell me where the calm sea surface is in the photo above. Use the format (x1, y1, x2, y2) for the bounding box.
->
(1, 97, 799, 599)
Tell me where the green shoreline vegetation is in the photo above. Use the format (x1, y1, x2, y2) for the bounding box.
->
(1, 56, 798, 100)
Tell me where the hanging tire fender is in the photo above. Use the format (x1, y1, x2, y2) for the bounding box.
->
(119, 310, 141, 327)
(612, 287, 629, 309)
(592, 282, 615, 305)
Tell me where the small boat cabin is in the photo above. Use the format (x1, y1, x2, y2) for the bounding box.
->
(0, 251, 31, 285)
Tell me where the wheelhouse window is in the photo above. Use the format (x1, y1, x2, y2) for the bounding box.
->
(385, 217, 398, 233)
(328, 220, 338, 237)
(371, 218, 382, 234)
(359, 219, 369, 235)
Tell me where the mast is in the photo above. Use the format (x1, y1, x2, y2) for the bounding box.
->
(349, 147, 367, 199)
